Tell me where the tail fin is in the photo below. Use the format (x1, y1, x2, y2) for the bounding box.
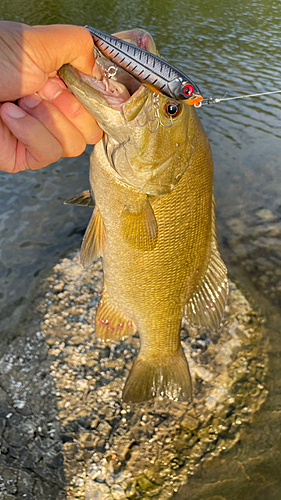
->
(122, 346, 192, 403)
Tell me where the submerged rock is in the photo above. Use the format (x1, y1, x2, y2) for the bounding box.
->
(0, 253, 268, 499)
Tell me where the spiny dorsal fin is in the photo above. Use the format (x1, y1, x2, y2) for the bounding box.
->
(64, 190, 94, 207)
(184, 196, 228, 331)
(122, 345, 192, 403)
(95, 289, 136, 341)
(121, 197, 158, 251)
(80, 206, 106, 268)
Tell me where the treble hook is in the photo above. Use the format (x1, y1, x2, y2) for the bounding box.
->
(135, 92, 174, 132)
(93, 46, 102, 60)
(150, 93, 173, 131)
(136, 93, 160, 132)
(104, 65, 118, 79)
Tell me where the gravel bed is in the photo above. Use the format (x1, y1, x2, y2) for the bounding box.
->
(0, 253, 268, 499)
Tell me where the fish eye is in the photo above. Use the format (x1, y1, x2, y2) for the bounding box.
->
(182, 84, 194, 97)
(164, 101, 181, 118)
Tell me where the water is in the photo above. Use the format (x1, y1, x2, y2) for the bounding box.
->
(0, 0, 280, 498)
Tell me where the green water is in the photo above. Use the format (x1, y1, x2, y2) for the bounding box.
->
(0, 0, 281, 498)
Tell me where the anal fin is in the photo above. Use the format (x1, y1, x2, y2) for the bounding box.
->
(96, 289, 136, 341)
(80, 206, 106, 268)
(121, 196, 158, 251)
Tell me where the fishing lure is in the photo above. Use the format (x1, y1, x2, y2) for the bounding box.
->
(85, 25, 203, 105)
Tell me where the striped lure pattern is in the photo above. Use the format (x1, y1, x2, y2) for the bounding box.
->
(85, 26, 202, 102)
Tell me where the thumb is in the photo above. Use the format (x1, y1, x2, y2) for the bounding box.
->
(25, 24, 96, 76)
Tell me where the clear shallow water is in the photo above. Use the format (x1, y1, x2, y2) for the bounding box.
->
(0, 0, 281, 498)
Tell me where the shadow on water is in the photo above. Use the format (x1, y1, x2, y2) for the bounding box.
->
(0, 0, 281, 498)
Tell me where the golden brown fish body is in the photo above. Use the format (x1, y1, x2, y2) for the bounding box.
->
(60, 29, 227, 402)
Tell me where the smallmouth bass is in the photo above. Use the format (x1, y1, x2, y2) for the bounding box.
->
(60, 29, 228, 403)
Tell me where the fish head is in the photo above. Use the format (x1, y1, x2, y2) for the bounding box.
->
(59, 29, 198, 196)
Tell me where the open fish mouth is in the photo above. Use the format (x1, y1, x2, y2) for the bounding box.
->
(73, 54, 145, 111)
(59, 30, 189, 133)
(60, 29, 168, 113)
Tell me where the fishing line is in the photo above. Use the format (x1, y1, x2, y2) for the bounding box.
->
(195, 89, 281, 107)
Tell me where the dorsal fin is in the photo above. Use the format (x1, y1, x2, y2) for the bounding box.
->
(80, 206, 106, 268)
(184, 196, 228, 331)
(64, 190, 94, 207)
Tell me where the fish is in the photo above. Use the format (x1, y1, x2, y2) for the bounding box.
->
(84, 26, 203, 104)
(59, 28, 228, 403)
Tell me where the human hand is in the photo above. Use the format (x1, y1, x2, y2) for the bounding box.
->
(0, 22, 103, 173)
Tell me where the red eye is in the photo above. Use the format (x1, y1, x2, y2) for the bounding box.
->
(182, 84, 194, 97)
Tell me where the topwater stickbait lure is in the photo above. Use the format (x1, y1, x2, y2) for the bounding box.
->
(85, 25, 203, 105)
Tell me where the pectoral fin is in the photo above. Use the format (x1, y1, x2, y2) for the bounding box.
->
(80, 206, 106, 267)
(96, 289, 136, 340)
(184, 197, 228, 330)
(121, 196, 158, 251)
(64, 190, 94, 207)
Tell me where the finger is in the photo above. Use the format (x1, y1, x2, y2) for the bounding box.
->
(37, 78, 103, 145)
(0, 102, 63, 172)
(18, 94, 87, 158)
(25, 24, 96, 76)
(19, 86, 103, 156)
(0, 107, 18, 172)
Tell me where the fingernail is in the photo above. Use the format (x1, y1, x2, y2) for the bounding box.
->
(5, 103, 26, 119)
(39, 80, 65, 100)
(20, 94, 42, 108)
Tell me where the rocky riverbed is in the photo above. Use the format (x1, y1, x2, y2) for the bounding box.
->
(0, 253, 268, 499)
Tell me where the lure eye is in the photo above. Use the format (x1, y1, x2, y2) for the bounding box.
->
(164, 101, 181, 118)
(182, 84, 194, 97)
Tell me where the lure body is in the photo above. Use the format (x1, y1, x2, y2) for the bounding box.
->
(85, 26, 202, 103)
